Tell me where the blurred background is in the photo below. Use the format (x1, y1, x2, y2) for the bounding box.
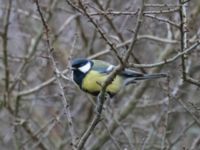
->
(0, 0, 200, 149)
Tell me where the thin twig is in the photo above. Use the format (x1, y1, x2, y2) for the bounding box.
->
(21, 117, 55, 147)
(88, 34, 178, 59)
(66, 0, 123, 64)
(179, 0, 188, 80)
(75, 1, 144, 149)
(128, 40, 200, 68)
(2, 0, 12, 106)
(15, 67, 71, 97)
(9, 0, 58, 92)
(144, 14, 179, 28)
(93, 0, 145, 73)
(7, 106, 48, 150)
(144, 7, 180, 14)
(179, 0, 200, 87)
(88, 26, 183, 150)
(170, 121, 195, 149)
(185, 76, 200, 87)
(34, 1, 77, 149)
(123, 2, 144, 62)
(190, 133, 200, 150)
(145, 3, 181, 7)
(88, 8, 180, 16)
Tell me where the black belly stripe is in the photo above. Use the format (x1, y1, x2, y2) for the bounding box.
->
(73, 70, 86, 89)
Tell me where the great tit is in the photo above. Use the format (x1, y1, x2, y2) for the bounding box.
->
(71, 58, 167, 97)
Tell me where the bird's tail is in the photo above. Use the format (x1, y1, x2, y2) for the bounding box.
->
(135, 73, 167, 80)
(124, 73, 167, 85)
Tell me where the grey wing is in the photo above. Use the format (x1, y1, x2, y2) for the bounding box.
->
(91, 60, 165, 81)
(120, 69, 144, 78)
(92, 60, 143, 76)
(91, 60, 115, 74)
(120, 69, 144, 85)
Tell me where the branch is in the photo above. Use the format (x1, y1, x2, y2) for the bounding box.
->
(75, 1, 144, 149)
(2, 0, 12, 106)
(88, 26, 187, 150)
(179, 0, 200, 87)
(145, 3, 181, 7)
(7, 106, 48, 150)
(66, 0, 123, 64)
(128, 40, 200, 68)
(9, 0, 58, 92)
(93, 0, 145, 73)
(179, 0, 188, 79)
(185, 76, 200, 87)
(144, 14, 179, 28)
(88, 8, 180, 16)
(88, 9, 179, 27)
(34, 1, 77, 149)
(169, 121, 195, 149)
(88, 34, 178, 59)
(144, 7, 179, 14)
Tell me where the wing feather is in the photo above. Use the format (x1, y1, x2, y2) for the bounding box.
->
(91, 60, 114, 74)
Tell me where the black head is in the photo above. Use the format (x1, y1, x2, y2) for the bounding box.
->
(71, 58, 93, 88)
(71, 58, 93, 73)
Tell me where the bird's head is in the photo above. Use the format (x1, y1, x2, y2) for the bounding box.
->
(71, 58, 93, 74)
(71, 58, 93, 88)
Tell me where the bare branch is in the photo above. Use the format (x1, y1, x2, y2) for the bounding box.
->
(128, 40, 200, 68)
(66, 0, 124, 64)
(2, 0, 12, 106)
(34, 1, 77, 149)
(179, 0, 188, 79)
(185, 76, 200, 87)
(76, 1, 144, 149)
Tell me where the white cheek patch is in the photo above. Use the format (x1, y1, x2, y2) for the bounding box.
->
(78, 62, 91, 73)
(106, 65, 114, 72)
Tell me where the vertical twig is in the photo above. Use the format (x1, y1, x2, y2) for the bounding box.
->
(179, 0, 188, 80)
(123, 1, 144, 62)
(9, 0, 58, 92)
(2, 0, 12, 106)
(34, 0, 77, 149)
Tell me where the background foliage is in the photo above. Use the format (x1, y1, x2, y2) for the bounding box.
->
(0, 0, 200, 150)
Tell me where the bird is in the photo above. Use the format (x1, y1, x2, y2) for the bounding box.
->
(71, 58, 167, 97)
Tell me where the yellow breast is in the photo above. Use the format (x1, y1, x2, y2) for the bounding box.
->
(82, 70, 123, 95)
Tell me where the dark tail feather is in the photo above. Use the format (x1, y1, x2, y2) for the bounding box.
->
(124, 73, 167, 85)
(135, 73, 167, 80)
